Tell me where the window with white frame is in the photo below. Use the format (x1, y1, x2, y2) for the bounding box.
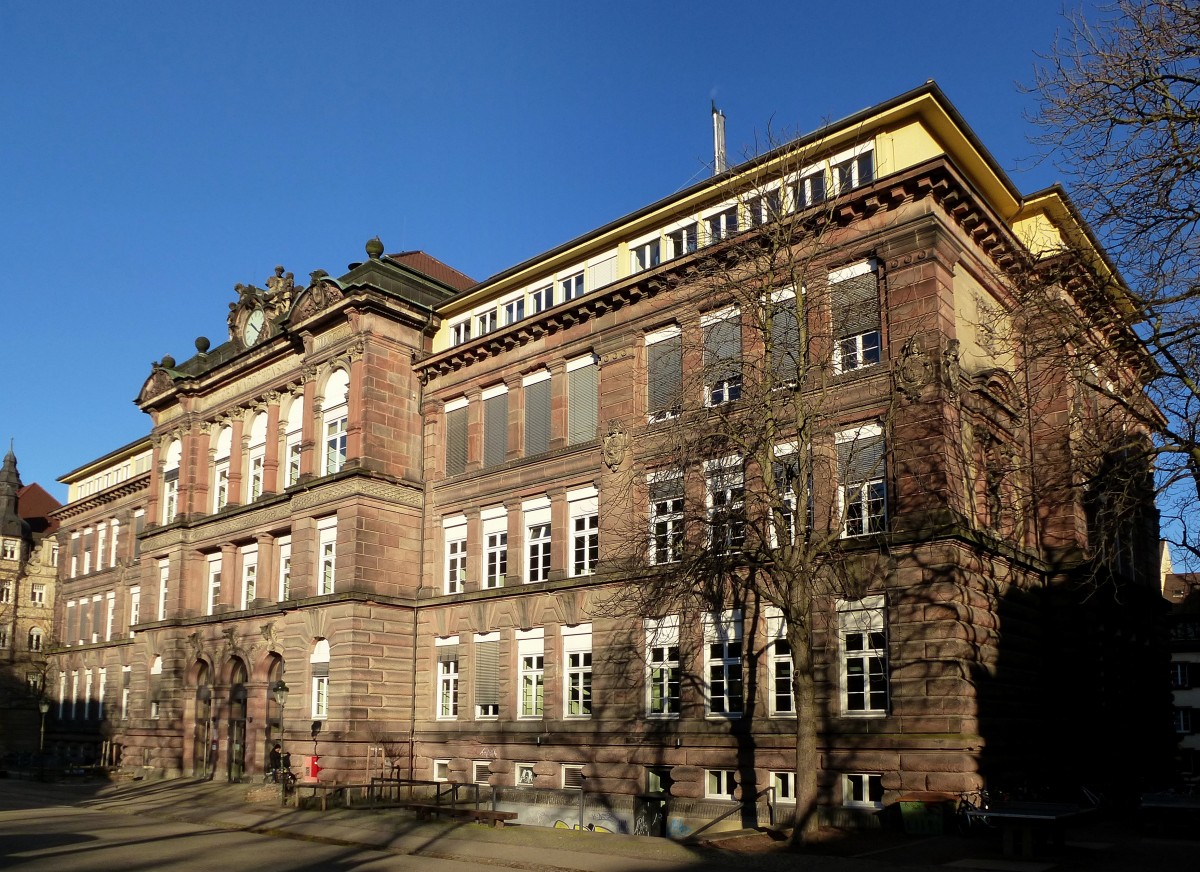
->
(1174, 707, 1195, 733)
(157, 558, 169, 621)
(97, 666, 107, 720)
(205, 555, 221, 615)
(766, 609, 794, 716)
(706, 769, 737, 800)
(515, 762, 536, 785)
(844, 773, 883, 808)
(283, 396, 304, 488)
(109, 517, 120, 566)
(70, 670, 80, 719)
(590, 253, 616, 288)
(0, 580, 8, 604)
(837, 424, 886, 537)
(443, 515, 467, 594)
(703, 306, 741, 405)
(246, 412, 267, 501)
(773, 441, 812, 545)
(322, 369, 350, 476)
(524, 498, 551, 584)
(649, 473, 684, 565)
(646, 325, 683, 421)
(105, 591, 115, 641)
(666, 223, 699, 259)
(748, 187, 783, 226)
(830, 261, 881, 374)
(482, 383, 508, 467)
(790, 166, 827, 210)
(436, 636, 459, 719)
(433, 759, 450, 782)
(28, 627, 43, 652)
(707, 457, 745, 554)
(0, 627, 7, 648)
(768, 287, 802, 385)
(474, 631, 500, 718)
(645, 615, 681, 717)
(839, 595, 888, 715)
(482, 507, 507, 589)
(569, 487, 598, 576)
(133, 509, 144, 557)
(523, 370, 552, 456)
(476, 307, 498, 337)
(832, 144, 874, 195)
(1, 539, 16, 561)
(69, 531, 79, 577)
(277, 536, 292, 600)
(450, 318, 471, 346)
(310, 639, 330, 720)
(96, 522, 107, 571)
(503, 295, 525, 325)
(630, 237, 661, 273)
(566, 354, 598, 445)
(240, 544, 258, 609)
(212, 426, 232, 512)
(705, 610, 743, 717)
(518, 628, 545, 718)
(91, 594, 101, 642)
(121, 666, 131, 719)
(30, 583, 46, 605)
(560, 271, 585, 301)
(83, 527, 93, 574)
(444, 397, 469, 477)
(772, 771, 796, 802)
(317, 516, 337, 595)
(530, 284, 554, 314)
(563, 623, 592, 718)
(707, 205, 739, 243)
(161, 439, 181, 524)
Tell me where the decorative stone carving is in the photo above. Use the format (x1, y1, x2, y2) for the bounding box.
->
(942, 339, 962, 396)
(291, 273, 345, 323)
(187, 631, 205, 661)
(896, 337, 931, 401)
(602, 422, 630, 472)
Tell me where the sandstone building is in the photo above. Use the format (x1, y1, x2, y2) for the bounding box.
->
(49, 84, 1168, 830)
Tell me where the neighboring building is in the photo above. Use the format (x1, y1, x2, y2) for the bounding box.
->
(1166, 573, 1200, 783)
(50, 83, 1169, 830)
(0, 448, 60, 757)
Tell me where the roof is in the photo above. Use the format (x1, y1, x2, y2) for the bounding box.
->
(17, 483, 61, 536)
(386, 251, 476, 292)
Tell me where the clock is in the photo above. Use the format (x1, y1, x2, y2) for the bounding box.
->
(243, 308, 266, 345)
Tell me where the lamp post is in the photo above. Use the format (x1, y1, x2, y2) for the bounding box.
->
(272, 680, 289, 730)
(37, 697, 49, 781)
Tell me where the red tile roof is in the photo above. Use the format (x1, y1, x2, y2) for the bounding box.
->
(388, 251, 476, 292)
(18, 483, 61, 535)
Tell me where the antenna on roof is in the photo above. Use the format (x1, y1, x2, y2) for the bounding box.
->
(712, 101, 727, 175)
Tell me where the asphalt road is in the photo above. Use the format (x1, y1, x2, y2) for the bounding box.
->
(0, 790, 484, 872)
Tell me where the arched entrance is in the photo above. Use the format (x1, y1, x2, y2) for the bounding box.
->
(191, 662, 213, 778)
(264, 654, 286, 776)
(227, 658, 248, 781)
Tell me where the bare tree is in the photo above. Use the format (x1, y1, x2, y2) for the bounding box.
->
(1031, 0, 1200, 566)
(601, 138, 904, 843)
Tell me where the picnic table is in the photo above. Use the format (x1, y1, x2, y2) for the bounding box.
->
(965, 801, 1093, 858)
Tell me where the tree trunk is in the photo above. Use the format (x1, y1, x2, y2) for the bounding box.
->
(787, 609, 820, 845)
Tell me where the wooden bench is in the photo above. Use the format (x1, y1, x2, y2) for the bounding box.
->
(401, 802, 518, 828)
(292, 781, 375, 810)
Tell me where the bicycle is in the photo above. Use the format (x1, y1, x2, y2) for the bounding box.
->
(955, 789, 993, 836)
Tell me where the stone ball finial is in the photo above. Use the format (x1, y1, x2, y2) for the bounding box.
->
(195, 336, 211, 354)
(366, 236, 384, 259)
(161, 354, 176, 369)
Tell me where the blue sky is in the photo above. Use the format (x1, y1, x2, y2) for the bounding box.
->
(1, 0, 1098, 500)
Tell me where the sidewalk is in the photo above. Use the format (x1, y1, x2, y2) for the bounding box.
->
(7, 776, 1199, 872)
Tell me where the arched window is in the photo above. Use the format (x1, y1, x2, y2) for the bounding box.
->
(212, 426, 233, 512)
(246, 412, 268, 502)
(322, 370, 350, 476)
(28, 627, 43, 652)
(310, 639, 330, 720)
(161, 440, 181, 524)
(283, 395, 305, 488)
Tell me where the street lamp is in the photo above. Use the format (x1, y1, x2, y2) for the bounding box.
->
(272, 681, 288, 736)
(37, 697, 49, 781)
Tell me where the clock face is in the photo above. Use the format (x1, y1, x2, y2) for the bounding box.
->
(243, 308, 265, 345)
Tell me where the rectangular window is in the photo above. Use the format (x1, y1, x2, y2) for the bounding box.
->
(569, 488, 598, 576)
(839, 596, 888, 715)
(0, 581, 9, 603)
(648, 474, 683, 565)
(157, 559, 169, 621)
(1171, 661, 1194, 689)
(240, 545, 258, 609)
(444, 516, 467, 594)
(837, 424, 886, 537)
(566, 354, 598, 445)
(706, 769, 737, 800)
(96, 523, 107, 571)
(517, 629, 545, 719)
(790, 168, 826, 210)
(516, 763, 536, 785)
(705, 610, 743, 717)
(474, 632, 500, 718)
(476, 308, 497, 336)
(530, 284, 554, 314)
(645, 616, 681, 718)
(312, 675, 329, 719)
(631, 238, 661, 273)
(773, 441, 812, 545)
(433, 760, 450, 782)
(105, 591, 115, 641)
(133, 509, 145, 557)
(703, 307, 741, 405)
(436, 637, 459, 720)
(772, 771, 796, 802)
(503, 296, 525, 325)
(524, 498, 551, 584)
(286, 437, 302, 487)
(767, 610, 794, 716)
(768, 287, 801, 385)
(707, 206, 738, 242)
(844, 773, 884, 808)
(121, 666, 131, 720)
(646, 326, 683, 421)
(749, 188, 783, 226)
(317, 516, 337, 595)
(832, 147, 874, 195)
(560, 272, 585, 301)
(83, 528, 93, 574)
(276, 537, 292, 601)
(450, 319, 471, 346)
(30, 583, 46, 605)
(1174, 708, 1195, 734)
(482, 508, 507, 589)
(109, 518, 120, 565)
(248, 453, 265, 501)
(707, 458, 745, 554)
(523, 370, 552, 456)
(830, 262, 881, 374)
(445, 398, 468, 477)
(324, 413, 348, 475)
(666, 223, 698, 259)
(162, 471, 179, 525)
(206, 556, 221, 615)
(563, 624, 592, 718)
(483, 385, 509, 467)
(213, 463, 230, 512)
